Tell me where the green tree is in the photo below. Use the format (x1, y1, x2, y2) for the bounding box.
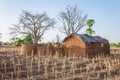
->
(86, 19, 95, 36)
(86, 28, 95, 36)
(110, 43, 118, 47)
(14, 34, 33, 45)
(23, 34, 33, 44)
(87, 19, 95, 27)
(15, 38, 23, 46)
(117, 42, 120, 47)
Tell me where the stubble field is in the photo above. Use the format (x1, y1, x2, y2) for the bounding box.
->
(0, 46, 120, 80)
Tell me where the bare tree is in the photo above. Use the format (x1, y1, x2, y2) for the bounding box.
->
(59, 5, 87, 36)
(56, 34, 60, 42)
(10, 11, 55, 44)
(0, 33, 2, 38)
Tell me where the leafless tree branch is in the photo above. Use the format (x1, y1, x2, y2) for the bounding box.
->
(9, 11, 55, 43)
(58, 5, 87, 36)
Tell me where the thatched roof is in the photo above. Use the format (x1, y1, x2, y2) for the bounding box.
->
(63, 34, 106, 44)
(76, 34, 105, 43)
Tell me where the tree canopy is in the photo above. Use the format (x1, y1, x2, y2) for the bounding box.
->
(13, 34, 33, 46)
(23, 34, 33, 44)
(87, 19, 95, 27)
(86, 19, 95, 36)
(10, 11, 55, 44)
(59, 5, 87, 36)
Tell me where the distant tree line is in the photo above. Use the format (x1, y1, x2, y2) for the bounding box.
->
(1, 34, 32, 46)
(110, 42, 120, 47)
(12, 34, 33, 46)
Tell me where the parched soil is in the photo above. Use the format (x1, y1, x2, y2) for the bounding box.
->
(0, 52, 120, 80)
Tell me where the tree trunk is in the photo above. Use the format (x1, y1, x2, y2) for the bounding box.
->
(32, 38, 38, 44)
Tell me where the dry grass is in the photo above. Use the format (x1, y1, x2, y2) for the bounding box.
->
(0, 46, 120, 80)
(111, 47, 120, 54)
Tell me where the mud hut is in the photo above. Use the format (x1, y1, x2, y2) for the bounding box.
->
(63, 34, 110, 57)
(20, 44, 38, 55)
(20, 43, 61, 56)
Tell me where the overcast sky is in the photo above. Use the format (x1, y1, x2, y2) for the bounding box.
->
(0, 0, 120, 43)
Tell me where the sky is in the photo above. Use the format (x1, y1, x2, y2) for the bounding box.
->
(0, 0, 120, 43)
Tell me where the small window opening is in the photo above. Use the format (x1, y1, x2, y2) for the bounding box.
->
(101, 43, 104, 47)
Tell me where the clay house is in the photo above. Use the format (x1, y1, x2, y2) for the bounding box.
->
(63, 34, 110, 57)
(20, 43, 61, 56)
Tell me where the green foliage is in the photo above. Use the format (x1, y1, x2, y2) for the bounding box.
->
(110, 43, 117, 47)
(86, 19, 95, 36)
(23, 34, 33, 44)
(15, 38, 23, 46)
(87, 19, 95, 27)
(110, 42, 120, 47)
(60, 44, 64, 49)
(116, 42, 120, 47)
(86, 28, 95, 36)
(14, 34, 33, 46)
(3, 42, 12, 45)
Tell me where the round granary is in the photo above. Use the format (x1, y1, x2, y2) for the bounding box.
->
(20, 44, 38, 55)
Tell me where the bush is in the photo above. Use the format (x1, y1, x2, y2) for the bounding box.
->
(110, 42, 120, 47)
